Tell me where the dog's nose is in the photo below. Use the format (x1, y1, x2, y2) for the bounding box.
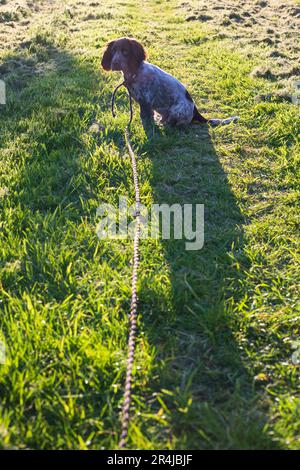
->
(112, 61, 121, 70)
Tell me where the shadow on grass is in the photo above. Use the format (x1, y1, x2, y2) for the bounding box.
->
(0, 41, 105, 290)
(135, 123, 279, 449)
(0, 39, 278, 449)
(0, 41, 126, 449)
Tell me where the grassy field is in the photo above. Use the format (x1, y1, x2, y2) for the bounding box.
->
(0, 0, 299, 449)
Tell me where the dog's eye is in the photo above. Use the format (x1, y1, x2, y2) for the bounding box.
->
(122, 49, 128, 57)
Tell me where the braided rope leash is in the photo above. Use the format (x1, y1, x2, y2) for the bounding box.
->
(112, 82, 140, 448)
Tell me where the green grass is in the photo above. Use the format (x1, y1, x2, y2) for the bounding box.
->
(0, 0, 299, 449)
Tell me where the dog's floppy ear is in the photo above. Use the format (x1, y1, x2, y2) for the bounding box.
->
(129, 39, 146, 69)
(101, 40, 115, 71)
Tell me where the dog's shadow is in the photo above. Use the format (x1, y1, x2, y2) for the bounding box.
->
(127, 121, 279, 449)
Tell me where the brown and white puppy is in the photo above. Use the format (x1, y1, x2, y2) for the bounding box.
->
(101, 37, 238, 128)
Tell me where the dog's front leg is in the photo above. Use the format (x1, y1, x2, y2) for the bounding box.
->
(139, 100, 154, 131)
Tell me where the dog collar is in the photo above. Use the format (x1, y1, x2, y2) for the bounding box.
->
(124, 73, 137, 86)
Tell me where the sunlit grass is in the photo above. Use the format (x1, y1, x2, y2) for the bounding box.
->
(0, 0, 299, 449)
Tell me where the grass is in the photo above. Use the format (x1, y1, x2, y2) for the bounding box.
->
(0, 0, 299, 450)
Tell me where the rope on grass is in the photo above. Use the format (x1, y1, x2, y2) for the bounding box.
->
(111, 82, 140, 448)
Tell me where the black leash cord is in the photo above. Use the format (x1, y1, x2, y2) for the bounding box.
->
(111, 81, 133, 127)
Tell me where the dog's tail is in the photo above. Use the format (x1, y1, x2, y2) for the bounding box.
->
(193, 105, 239, 126)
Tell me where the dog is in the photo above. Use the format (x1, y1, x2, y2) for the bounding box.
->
(101, 37, 238, 129)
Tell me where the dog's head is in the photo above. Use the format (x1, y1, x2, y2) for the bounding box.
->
(101, 37, 146, 74)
